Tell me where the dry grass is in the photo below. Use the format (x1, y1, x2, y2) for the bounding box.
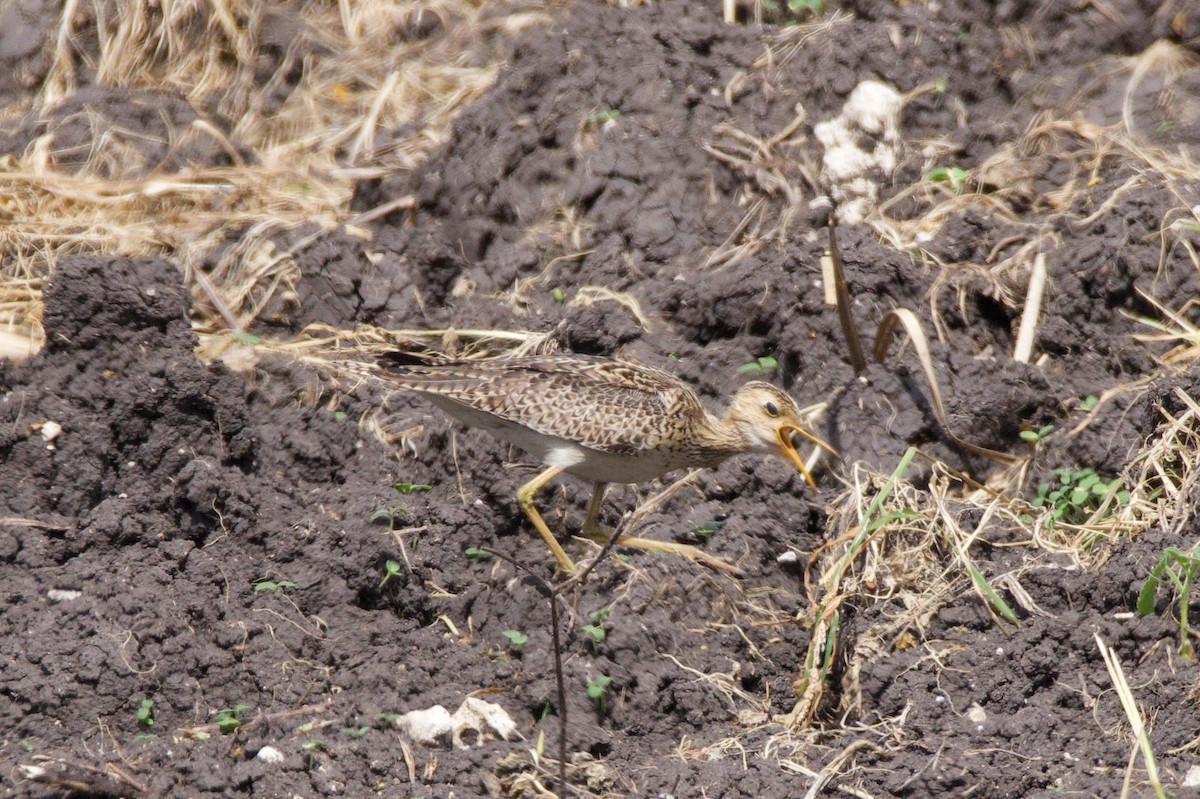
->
(197, 321, 556, 460)
(749, 378, 1199, 751)
(699, 112, 815, 269)
(0, 0, 552, 355)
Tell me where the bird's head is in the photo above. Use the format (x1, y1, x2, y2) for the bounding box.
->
(726, 382, 837, 488)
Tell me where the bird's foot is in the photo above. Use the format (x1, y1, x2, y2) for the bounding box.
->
(578, 525, 744, 577)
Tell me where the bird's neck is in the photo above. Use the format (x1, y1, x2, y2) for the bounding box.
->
(687, 410, 749, 467)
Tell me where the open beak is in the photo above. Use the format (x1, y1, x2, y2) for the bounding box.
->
(776, 424, 838, 489)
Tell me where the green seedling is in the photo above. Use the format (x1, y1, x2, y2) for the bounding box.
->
(136, 698, 155, 728)
(1031, 467, 1127, 528)
(1019, 424, 1055, 445)
(737, 355, 778, 375)
(394, 481, 432, 495)
(253, 579, 295, 592)
(378, 559, 403, 590)
(372, 506, 408, 532)
(376, 711, 400, 727)
(213, 703, 252, 735)
(19, 739, 34, 752)
(690, 520, 723, 544)
(585, 109, 621, 125)
(342, 726, 370, 738)
(464, 546, 491, 560)
(925, 165, 969, 192)
(586, 675, 613, 716)
(788, 0, 823, 11)
(334, 410, 348, 422)
(232, 331, 261, 346)
(302, 739, 324, 769)
(1078, 395, 1099, 411)
(579, 609, 610, 652)
(1137, 544, 1200, 660)
(551, 287, 565, 303)
(932, 76, 948, 94)
(502, 629, 529, 653)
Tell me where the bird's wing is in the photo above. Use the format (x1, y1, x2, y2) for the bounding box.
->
(379, 355, 706, 455)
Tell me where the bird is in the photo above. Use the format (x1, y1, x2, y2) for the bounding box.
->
(376, 353, 835, 575)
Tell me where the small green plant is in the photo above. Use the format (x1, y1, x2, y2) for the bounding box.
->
(690, 520, 722, 544)
(376, 711, 400, 727)
(1078, 394, 1099, 411)
(579, 609, 610, 652)
(737, 355, 778, 375)
(18, 739, 34, 752)
(394, 481, 432, 495)
(253, 579, 295, 592)
(333, 410, 348, 422)
(342, 726, 370, 738)
(502, 629, 529, 653)
(378, 559, 404, 589)
(1019, 424, 1055, 445)
(551, 287, 565, 303)
(585, 108, 621, 125)
(232, 331, 261, 346)
(586, 674, 613, 715)
(1031, 467, 1127, 528)
(1137, 544, 1200, 660)
(787, 0, 823, 11)
(925, 165, 969, 192)
(932, 76, 948, 94)
(136, 698, 155, 728)
(213, 703, 252, 735)
(302, 739, 324, 769)
(372, 506, 408, 531)
(464, 546, 491, 560)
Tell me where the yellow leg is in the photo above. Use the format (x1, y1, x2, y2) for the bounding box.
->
(516, 466, 576, 574)
(579, 485, 743, 578)
(581, 483, 609, 538)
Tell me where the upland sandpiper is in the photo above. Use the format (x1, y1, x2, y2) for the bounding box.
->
(380, 354, 834, 575)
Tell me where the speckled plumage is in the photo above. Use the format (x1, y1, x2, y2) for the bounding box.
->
(377, 353, 831, 574)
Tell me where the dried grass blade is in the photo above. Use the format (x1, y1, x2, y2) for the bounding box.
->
(874, 308, 1022, 464)
(1094, 634, 1167, 799)
(1013, 253, 1046, 363)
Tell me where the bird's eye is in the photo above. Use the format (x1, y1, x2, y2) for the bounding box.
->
(763, 401, 779, 417)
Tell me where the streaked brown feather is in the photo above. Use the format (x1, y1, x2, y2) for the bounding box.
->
(378, 355, 711, 456)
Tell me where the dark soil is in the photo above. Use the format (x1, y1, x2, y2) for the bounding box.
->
(4, 1, 1200, 798)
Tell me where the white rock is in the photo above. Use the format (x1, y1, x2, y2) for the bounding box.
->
(450, 696, 517, 749)
(40, 420, 63, 442)
(814, 80, 906, 224)
(395, 704, 453, 747)
(256, 745, 285, 764)
(841, 80, 905, 136)
(47, 589, 82, 602)
(395, 698, 517, 749)
(1183, 764, 1200, 788)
